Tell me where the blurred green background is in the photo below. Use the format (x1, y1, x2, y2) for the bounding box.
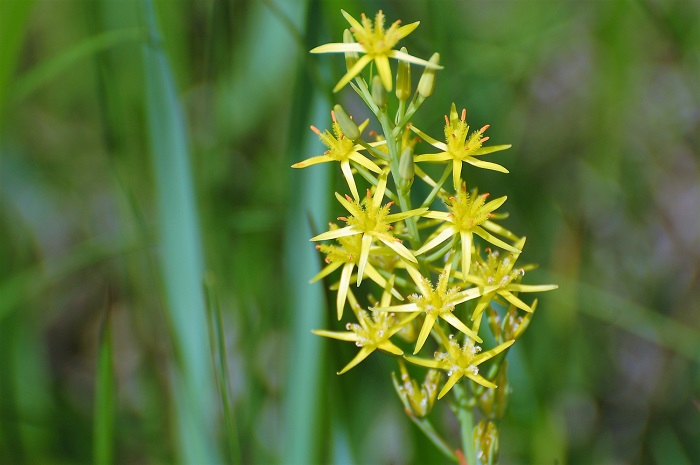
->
(1, 0, 699, 464)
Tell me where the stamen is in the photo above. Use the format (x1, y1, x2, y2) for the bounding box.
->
(444, 115, 449, 125)
(345, 194, 353, 202)
(366, 189, 372, 198)
(331, 111, 337, 122)
(480, 124, 490, 133)
(310, 125, 321, 135)
(461, 109, 466, 121)
(386, 201, 395, 207)
(480, 137, 489, 143)
(338, 216, 348, 221)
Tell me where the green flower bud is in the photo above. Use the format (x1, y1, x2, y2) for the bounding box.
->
(474, 420, 499, 465)
(503, 300, 535, 341)
(343, 29, 358, 72)
(392, 363, 441, 418)
(477, 362, 510, 419)
(487, 305, 502, 343)
(333, 104, 360, 140)
(417, 53, 440, 98)
(371, 75, 387, 108)
(399, 145, 414, 186)
(395, 48, 412, 101)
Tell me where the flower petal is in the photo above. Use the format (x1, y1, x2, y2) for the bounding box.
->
(372, 302, 419, 313)
(349, 152, 382, 173)
(414, 152, 451, 163)
(461, 231, 472, 277)
(415, 226, 455, 255)
(336, 263, 354, 320)
(465, 158, 509, 173)
(499, 290, 533, 312)
(472, 226, 521, 253)
(507, 284, 558, 293)
(389, 49, 443, 69)
(311, 329, 359, 342)
(440, 313, 482, 343)
(341, 160, 360, 202)
(356, 234, 373, 285)
(338, 346, 375, 374)
(471, 144, 512, 155)
(375, 54, 393, 91)
(403, 354, 443, 369)
(340, 9, 364, 32)
(414, 313, 438, 354)
(464, 372, 497, 389)
(437, 372, 464, 399)
(409, 125, 446, 149)
(472, 339, 514, 366)
(378, 341, 404, 356)
(310, 225, 359, 241)
(291, 155, 332, 168)
(310, 42, 365, 54)
(333, 53, 373, 93)
(395, 21, 421, 40)
(375, 233, 417, 263)
(452, 160, 463, 191)
(385, 207, 428, 223)
(310, 261, 343, 283)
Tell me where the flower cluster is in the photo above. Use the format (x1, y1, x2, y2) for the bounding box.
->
(294, 9, 556, 464)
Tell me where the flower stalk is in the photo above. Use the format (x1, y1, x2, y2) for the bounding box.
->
(294, 9, 557, 463)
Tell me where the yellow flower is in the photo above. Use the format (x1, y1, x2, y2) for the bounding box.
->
(410, 103, 511, 190)
(292, 110, 382, 202)
(312, 281, 418, 374)
(415, 183, 520, 277)
(310, 171, 426, 285)
(404, 328, 514, 399)
(310, 225, 403, 320)
(310, 10, 443, 92)
(374, 261, 498, 354)
(466, 238, 558, 322)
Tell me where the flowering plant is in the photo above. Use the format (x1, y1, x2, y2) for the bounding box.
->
(293, 9, 556, 464)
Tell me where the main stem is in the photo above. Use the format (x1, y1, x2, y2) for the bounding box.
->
(452, 382, 476, 465)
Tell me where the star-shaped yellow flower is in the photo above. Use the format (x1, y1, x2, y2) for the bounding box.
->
(312, 281, 418, 374)
(465, 238, 558, 322)
(415, 183, 520, 277)
(405, 328, 514, 399)
(374, 261, 498, 354)
(292, 110, 382, 202)
(410, 103, 512, 190)
(310, 171, 427, 285)
(311, 225, 403, 320)
(310, 10, 443, 92)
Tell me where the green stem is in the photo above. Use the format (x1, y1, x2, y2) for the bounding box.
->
(421, 163, 453, 208)
(451, 382, 476, 465)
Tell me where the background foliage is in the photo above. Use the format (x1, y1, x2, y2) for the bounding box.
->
(1, 0, 699, 464)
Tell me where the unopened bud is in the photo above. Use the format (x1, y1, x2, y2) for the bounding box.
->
(333, 104, 360, 140)
(474, 420, 499, 464)
(487, 305, 502, 342)
(477, 362, 510, 419)
(393, 367, 441, 418)
(503, 300, 535, 341)
(399, 146, 414, 185)
(372, 75, 387, 108)
(343, 29, 358, 72)
(395, 48, 412, 101)
(417, 53, 440, 97)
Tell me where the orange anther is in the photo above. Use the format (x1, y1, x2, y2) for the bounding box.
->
(386, 201, 394, 207)
(480, 137, 490, 143)
(461, 109, 466, 121)
(331, 111, 337, 122)
(444, 115, 450, 125)
(345, 194, 353, 202)
(480, 124, 490, 133)
(310, 125, 321, 134)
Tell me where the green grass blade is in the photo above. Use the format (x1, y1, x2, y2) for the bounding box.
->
(141, 0, 219, 463)
(0, 0, 34, 125)
(12, 28, 146, 102)
(94, 297, 115, 465)
(203, 275, 240, 465)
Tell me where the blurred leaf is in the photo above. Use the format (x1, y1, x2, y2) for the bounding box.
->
(93, 297, 115, 465)
(141, 0, 219, 462)
(0, 0, 34, 126)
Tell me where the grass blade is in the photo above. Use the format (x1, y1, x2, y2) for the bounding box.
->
(141, 0, 219, 463)
(94, 293, 115, 465)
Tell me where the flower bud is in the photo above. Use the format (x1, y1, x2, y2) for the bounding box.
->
(343, 29, 358, 72)
(417, 53, 440, 98)
(392, 364, 441, 418)
(487, 305, 502, 343)
(473, 420, 499, 465)
(395, 48, 412, 101)
(477, 362, 510, 419)
(333, 104, 360, 140)
(371, 75, 387, 108)
(398, 145, 414, 185)
(503, 300, 535, 341)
